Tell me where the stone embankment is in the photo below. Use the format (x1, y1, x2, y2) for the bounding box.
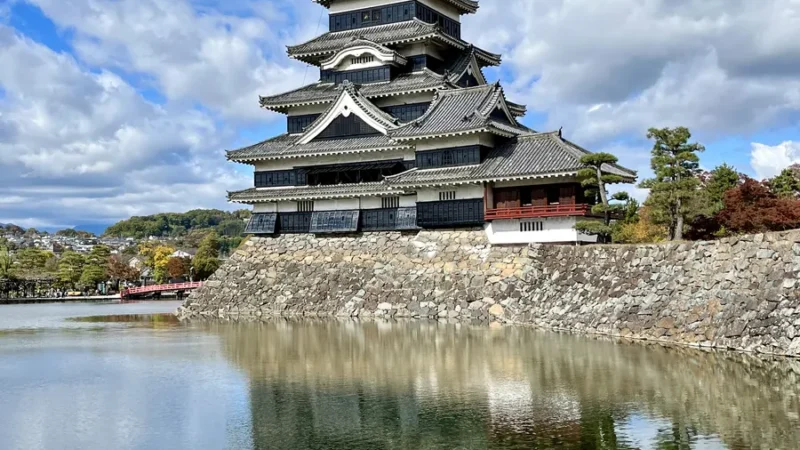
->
(179, 229, 800, 356)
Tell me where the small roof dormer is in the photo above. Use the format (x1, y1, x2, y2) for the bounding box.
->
(298, 81, 400, 145)
(320, 38, 407, 71)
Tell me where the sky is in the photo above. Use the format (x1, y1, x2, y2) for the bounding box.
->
(1, 0, 800, 233)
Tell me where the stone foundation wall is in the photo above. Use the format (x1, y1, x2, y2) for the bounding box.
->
(179, 229, 800, 357)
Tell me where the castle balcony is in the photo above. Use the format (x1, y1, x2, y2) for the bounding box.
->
(485, 204, 594, 220)
(484, 183, 613, 221)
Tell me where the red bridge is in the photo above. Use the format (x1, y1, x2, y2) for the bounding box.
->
(121, 282, 203, 300)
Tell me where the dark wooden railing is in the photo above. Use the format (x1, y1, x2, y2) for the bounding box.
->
(485, 204, 593, 220)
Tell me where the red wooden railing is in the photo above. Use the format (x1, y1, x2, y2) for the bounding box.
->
(121, 282, 203, 299)
(485, 204, 593, 220)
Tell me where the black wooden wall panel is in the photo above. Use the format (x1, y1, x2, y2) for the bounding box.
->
(417, 199, 484, 228)
(287, 114, 320, 134)
(382, 102, 430, 122)
(328, 1, 460, 38)
(416, 146, 484, 169)
(254, 170, 306, 188)
(278, 212, 313, 234)
(314, 114, 380, 140)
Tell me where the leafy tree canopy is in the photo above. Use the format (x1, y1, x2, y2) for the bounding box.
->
(193, 232, 221, 280)
(769, 164, 800, 198)
(104, 209, 251, 239)
(717, 178, 800, 234)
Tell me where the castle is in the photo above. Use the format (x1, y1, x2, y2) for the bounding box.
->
(228, 0, 635, 244)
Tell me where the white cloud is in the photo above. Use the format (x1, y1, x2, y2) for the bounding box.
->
(465, 0, 800, 145)
(4, 0, 800, 229)
(750, 141, 800, 180)
(27, 0, 320, 121)
(0, 25, 249, 228)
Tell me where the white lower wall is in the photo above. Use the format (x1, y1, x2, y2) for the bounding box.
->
(485, 217, 598, 245)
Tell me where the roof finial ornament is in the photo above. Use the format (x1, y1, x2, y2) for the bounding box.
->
(558, 127, 563, 138)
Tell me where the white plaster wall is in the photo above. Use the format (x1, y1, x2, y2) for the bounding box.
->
(485, 217, 598, 244)
(397, 42, 446, 60)
(335, 54, 389, 71)
(417, 184, 483, 202)
(399, 195, 417, 207)
(315, 198, 361, 211)
(360, 197, 383, 209)
(254, 150, 415, 171)
(329, 0, 460, 20)
(278, 202, 297, 212)
(415, 134, 495, 151)
(253, 204, 277, 213)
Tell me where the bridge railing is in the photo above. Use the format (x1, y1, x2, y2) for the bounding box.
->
(121, 282, 203, 299)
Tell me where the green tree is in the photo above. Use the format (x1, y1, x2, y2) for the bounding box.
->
(574, 152, 631, 243)
(769, 164, 800, 198)
(0, 238, 12, 279)
(58, 252, 86, 288)
(193, 232, 221, 280)
(15, 248, 50, 275)
(79, 245, 111, 287)
(639, 127, 705, 240)
(703, 164, 742, 213)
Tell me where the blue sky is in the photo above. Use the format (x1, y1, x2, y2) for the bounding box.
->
(1, 0, 800, 233)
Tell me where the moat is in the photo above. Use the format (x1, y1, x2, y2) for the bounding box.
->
(1, 301, 799, 449)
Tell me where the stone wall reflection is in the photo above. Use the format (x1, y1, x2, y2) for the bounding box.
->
(207, 320, 800, 449)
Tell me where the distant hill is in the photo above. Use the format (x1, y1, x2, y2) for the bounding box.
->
(103, 209, 252, 239)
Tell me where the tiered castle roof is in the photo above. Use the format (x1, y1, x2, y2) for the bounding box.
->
(288, 19, 500, 66)
(227, 0, 636, 208)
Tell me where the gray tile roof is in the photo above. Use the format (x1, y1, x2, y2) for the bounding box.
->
(229, 182, 413, 203)
(288, 19, 500, 66)
(227, 134, 411, 162)
(259, 70, 448, 111)
(231, 82, 409, 162)
(389, 83, 529, 140)
(312, 0, 479, 14)
(385, 131, 637, 186)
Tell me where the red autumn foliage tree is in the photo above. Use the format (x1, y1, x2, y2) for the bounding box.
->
(716, 178, 800, 233)
(166, 257, 190, 280)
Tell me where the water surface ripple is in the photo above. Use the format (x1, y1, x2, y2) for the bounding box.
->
(0, 302, 798, 449)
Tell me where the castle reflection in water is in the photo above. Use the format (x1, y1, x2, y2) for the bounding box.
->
(203, 319, 800, 450)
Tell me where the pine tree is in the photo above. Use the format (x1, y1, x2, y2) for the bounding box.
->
(769, 164, 800, 198)
(639, 127, 705, 240)
(58, 252, 86, 288)
(574, 152, 630, 243)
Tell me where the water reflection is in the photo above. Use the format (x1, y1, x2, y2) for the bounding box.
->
(68, 313, 181, 326)
(206, 320, 800, 450)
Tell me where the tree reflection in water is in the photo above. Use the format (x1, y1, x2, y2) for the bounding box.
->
(201, 319, 800, 450)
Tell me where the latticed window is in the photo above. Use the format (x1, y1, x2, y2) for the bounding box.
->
(298, 201, 314, 212)
(520, 221, 544, 232)
(439, 191, 456, 201)
(382, 197, 400, 209)
(352, 55, 375, 65)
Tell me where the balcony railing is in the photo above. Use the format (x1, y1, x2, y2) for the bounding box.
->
(485, 204, 593, 220)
